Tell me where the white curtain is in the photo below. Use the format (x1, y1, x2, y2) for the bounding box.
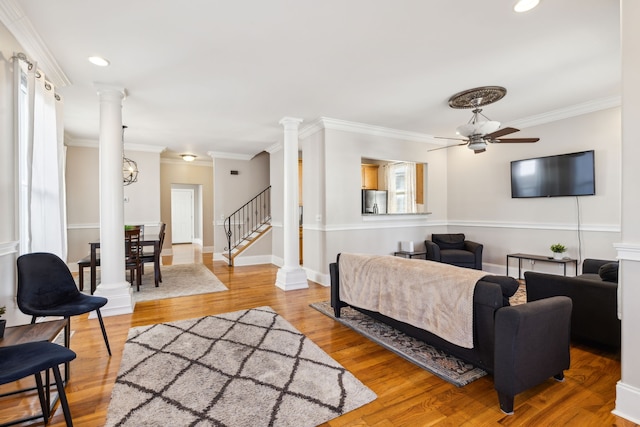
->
(15, 57, 67, 259)
(386, 162, 417, 214)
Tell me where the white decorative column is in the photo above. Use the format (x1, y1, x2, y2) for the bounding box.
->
(92, 85, 134, 315)
(614, 0, 640, 423)
(275, 117, 308, 291)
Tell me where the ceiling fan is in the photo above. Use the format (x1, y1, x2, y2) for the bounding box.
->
(430, 86, 540, 154)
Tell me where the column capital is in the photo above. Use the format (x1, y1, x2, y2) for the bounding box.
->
(279, 117, 303, 129)
(94, 83, 127, 100)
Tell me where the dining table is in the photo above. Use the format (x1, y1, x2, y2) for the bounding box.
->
(89, 231, 161, 293)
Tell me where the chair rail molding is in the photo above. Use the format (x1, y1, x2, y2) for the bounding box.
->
(0, 241, 19, 257)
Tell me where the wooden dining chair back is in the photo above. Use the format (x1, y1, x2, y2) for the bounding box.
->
(125, 227, 143, 290)
(141, 222, 166, 287)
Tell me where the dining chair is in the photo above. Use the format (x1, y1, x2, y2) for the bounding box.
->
(125, 227, 143, 291)
(0, 341, 77, 426)
(16, 252, 112, 364)
(141, 222, 166, 287)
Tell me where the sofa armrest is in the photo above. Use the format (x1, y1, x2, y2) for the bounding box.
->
(464, 240, 483, 255)
(493, 296, 572, 414)
(424, 240, 441, 261)
(464, 240, 483, 270)
(582, 258, 616, 275)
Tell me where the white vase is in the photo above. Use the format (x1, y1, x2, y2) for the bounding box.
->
(553, 252, 564, 260)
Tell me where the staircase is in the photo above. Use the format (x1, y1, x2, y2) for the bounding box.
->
(223, 186, 271, 266)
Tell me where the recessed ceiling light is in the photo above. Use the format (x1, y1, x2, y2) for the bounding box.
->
(88, 56, 110, 67)
(514, 0, 540, 13)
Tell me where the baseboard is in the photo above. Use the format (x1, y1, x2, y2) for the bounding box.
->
(613, 381, 640, 424)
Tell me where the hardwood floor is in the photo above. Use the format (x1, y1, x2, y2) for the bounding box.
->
(1, 246, 635, 426)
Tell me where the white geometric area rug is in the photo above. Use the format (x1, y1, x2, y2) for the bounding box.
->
(78, 263, 228, 302)
(105, 306, 376, 427)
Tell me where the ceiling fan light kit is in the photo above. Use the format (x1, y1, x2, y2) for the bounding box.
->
(430, 85, 540, 154)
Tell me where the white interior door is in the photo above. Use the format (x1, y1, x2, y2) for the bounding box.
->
(171, 189, 194, 243)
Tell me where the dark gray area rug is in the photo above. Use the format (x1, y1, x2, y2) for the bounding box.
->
(311, 301, 487, 387)
(106, 306, 376, 427)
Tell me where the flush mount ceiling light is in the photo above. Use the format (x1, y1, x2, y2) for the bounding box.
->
(514, 0, 540, 13)
(181, 154, 196, 162)
(88, 56, 110, 67)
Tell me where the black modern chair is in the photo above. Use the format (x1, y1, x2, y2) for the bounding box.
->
(425, 233, 483, 270)
(17, 253, 112, 365)
(0, 341, 76, 426)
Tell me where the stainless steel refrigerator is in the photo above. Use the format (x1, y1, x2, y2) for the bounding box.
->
(362, 190, 387, 214)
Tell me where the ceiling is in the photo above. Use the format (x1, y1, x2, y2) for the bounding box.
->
(2, 0, 620, 160)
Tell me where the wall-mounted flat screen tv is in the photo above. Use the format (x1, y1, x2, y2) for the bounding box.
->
(510, 150, 595, 198)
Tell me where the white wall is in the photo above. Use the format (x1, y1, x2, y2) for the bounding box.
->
(298, 120, 449, 283)
(446, 107, 621, 274)
(294, 110, 621, 284)
(213, 152, 271, 260)
(66, 144, 162, 266)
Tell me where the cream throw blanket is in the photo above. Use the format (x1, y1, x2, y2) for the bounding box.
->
(338, 253, 488, 349)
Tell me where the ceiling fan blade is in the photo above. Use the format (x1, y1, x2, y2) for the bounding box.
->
(434, 136, 468, 141)
(491, 137, 540, 143)
(427, 142, 468, 152)
(485, 127, 519, 139)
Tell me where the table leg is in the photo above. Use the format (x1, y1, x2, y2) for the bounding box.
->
(154, 241, 160, 287)
(90, 243, 97, 294)
(518, 258, 522, 280)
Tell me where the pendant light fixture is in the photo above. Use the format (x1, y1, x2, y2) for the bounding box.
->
(122, 125, 138, 185)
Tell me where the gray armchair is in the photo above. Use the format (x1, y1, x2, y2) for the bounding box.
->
(425, 233, 483, 270)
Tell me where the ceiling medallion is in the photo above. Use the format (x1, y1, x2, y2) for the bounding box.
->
(448, 86, 507, 109)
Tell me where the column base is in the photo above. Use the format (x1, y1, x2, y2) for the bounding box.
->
(275, 266, 309, 291)
(91, 281, 135, 317)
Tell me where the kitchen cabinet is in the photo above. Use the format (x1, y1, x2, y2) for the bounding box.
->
(361, 164, 379, 189)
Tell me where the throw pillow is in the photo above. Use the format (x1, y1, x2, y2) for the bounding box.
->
(598, 262, 619, 283)
(481, 275, 520, 306)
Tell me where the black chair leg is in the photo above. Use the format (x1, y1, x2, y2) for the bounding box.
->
(95, 309, 111, 356)
(52, 364, 73, 427)
(33, 372, 49, 420)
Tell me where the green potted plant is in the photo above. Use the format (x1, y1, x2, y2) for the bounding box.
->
(0, 305, 6, 338)
(550, 243, 566, 260)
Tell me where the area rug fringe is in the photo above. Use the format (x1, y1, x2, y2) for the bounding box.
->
(310, 301, 487, 387)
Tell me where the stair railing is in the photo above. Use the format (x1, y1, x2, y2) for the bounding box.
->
(224, 186, 271, 265)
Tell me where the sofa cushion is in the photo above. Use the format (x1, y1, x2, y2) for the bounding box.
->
(481, 275, 520, 306)
(598, 262, 619, 283)
(432, 233, 465, 250)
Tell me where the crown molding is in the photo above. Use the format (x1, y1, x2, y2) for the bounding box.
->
(506, 96, 621, 129)
(65, 137, 166, 153)
(207, 151, 253, 161)
(300, 117, 437, 143)
(265, 142, 283, 154)
(0, 0, 71, 87)
(160, 158, 212, 167)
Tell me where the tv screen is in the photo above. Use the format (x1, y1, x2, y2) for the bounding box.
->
(510, 150, 595, 198)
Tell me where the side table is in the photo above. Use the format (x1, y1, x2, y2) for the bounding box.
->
(394, 250, 427, 259)
(506, 253, 578, 279)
